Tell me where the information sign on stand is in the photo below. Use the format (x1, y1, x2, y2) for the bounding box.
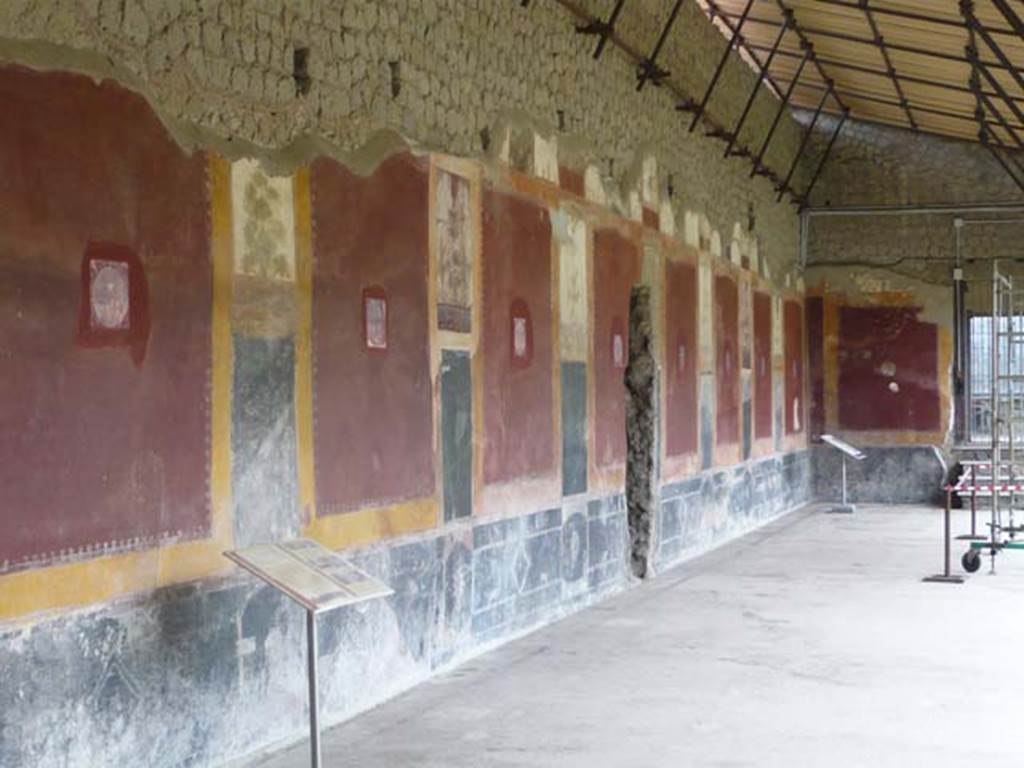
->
(225, 539, 394, 768)
(820, 434, 867, 514)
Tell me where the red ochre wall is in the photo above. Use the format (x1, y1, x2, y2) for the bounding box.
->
(665, 257, 698, 457)
(837, 306, 940, 431)
(0, 66, 211, 571)
(715, 274, 740, 445)
(805, 296, 825, 437)
(0, 65, 812, 620)
(593, 229, 643, 468)
(481, 187, 556, 485)
(754, 290, 773, 439)
(784, 299, 805, 435)
(312, 153, 435, 511)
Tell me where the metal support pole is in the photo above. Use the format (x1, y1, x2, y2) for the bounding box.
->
(689, 0, 755, 131)
(957, 464, 987, 541)
(967, 5, 1024, 96)
(307, 610, 321, 768)
(990, 0, 1024, 38)
(982, 134, 1024, 195)
(971, 467, 977, 537)
(636, 0, 684, 91)
(724, 15, 790, 157)
(798, 110, 848, 209)
(576, 0, 627, 60)
(777, 83, 832, 202)
(924, 488, 964, 583)
(971, 51, 1024, 132)
(860, 0, 917, 131)
(751, 49, 808, 178)
(841, 454, 847, 507)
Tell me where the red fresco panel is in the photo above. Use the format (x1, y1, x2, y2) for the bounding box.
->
(558, 166, 585, 198)
(754, 291, 773, 439)
(665, 259, 698, 457)
(481, 188, 555, 484)
(593, 229, 642, 467)
(312, 153, 435, 511)
(0, 66, 211, 572)
(806, 297, 825, 437)
(838, 306, 940, 431)
(784, 299, 805, 435)
(715, 274, 740, 445)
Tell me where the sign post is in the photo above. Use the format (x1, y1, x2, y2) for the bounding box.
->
(820, 434, 867, 514)
(225, 539, 394, 768)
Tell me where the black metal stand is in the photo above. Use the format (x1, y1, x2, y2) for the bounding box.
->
(307, 610, 321, 768)
(924, 488, 965, 583)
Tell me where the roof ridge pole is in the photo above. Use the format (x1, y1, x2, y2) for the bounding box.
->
(777, 82, 833, 202)
(636, 0, 685, 91)
(859, 0, 917, 131)
(724, 12, 792, 158)
(799, 110, 849, 209)
(751, 47, 810, 178)
(688, 0, 756, 132)
(575, 0, 628, 60)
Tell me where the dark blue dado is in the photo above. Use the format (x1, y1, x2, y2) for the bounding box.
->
(655, 451, 812, 571)
(811, 444, 946, 505)
(0, 495, 630, 768)
(0, 452, 809, 768)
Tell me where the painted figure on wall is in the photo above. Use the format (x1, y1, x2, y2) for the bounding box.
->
(437, 169, 473, 333)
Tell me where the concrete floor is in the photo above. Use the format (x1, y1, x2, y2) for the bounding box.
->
(244, 505, 1024, 768)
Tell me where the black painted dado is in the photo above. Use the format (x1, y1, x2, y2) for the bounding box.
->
(656, 451, 812, 571)
(0, 443, 813, 768)
(811, 444, 946, 505)
(232, 335, 301, 547)
(0, 495, 629, 768)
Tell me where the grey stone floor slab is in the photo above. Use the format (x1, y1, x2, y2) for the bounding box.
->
(239, 504, 1024, 768)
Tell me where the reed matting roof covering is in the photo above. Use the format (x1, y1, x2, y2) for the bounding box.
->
(701, 0, 1024, 147)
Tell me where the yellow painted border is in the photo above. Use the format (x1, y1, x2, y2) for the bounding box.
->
(294, 167, 317, 522)
(0, 154, 236, 624)
(305, 498, 438, 550)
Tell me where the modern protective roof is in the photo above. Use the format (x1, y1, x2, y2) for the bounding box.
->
(700, 0, 1024, 148)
